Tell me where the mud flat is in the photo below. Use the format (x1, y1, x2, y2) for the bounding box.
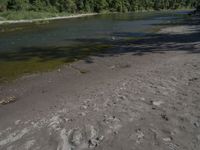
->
(0, 18, 200, 150)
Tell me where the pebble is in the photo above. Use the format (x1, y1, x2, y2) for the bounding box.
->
(0, 96, 16, 105)
(161, 114, 169, 121)
(80, 105, 88, 110)
(79, 112, 86, 116)
(194, 122, 200, 128)
(197, 135, 200, 141)
(163, 137, 172, 142)
(152, 101, 164, 106)
(87, 125, 104, 148)
(135, 129, 144, 144)
(70, 129, 83, 146)
(14, 120, 21, 125)
(140, 97, 146, 101)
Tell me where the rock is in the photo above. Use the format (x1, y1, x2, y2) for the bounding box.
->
(110, 65, 116, 70)
(87, 126, 104, 148)
(0, 96, 16, 105)
(163, 137, 172, 142)
(189, 77, 198, 82)
(80, 105, 88, 110)
(151, 101, 164, 106)
(14, 120, 21, 125)
(57, 129, 71, 150)
(79, 112, 86, 116)
(48, 115, 67, 131)
(140, 97, 146, 101)
(111, 36, 116, 40)
(193, 122, 200, 128)
(135, 129, 144, 144)
(161, 114, 169, 121)
(88, 136, 104, 149)
(70, 129, 83, 146)
(197, 135, 200, 141)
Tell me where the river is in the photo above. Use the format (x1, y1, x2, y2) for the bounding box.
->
(0, 10, 189, 82)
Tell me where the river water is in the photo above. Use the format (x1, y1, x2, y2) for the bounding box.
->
(0, 10, 189, 82)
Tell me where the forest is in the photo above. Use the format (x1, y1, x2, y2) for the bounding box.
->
(0, 0, 199, 13)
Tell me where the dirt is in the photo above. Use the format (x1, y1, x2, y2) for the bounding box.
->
(0, 21, 200, 150)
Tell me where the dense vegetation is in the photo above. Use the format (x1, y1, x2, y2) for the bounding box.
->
(0, 0, 198, 13)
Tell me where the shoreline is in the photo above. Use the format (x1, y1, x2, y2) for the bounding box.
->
(0, 9, 193, 26)
(0, 13, 98, 25)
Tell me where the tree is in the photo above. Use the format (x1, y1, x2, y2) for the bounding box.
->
(94, 0, 108, 12)
(0, 0, 196, 13)
(7, 0, 29, 10)
(0, 0, 8, 11)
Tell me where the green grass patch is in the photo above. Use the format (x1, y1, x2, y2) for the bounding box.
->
(0, 11, 72, 21)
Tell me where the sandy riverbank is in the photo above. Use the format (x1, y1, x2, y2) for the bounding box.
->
(0, 17, 200, 150)
(0, 13, 97, 25)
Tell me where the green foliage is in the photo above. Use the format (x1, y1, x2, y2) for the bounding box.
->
(7, 0, 30, 10)
(0, 0, 197, 13)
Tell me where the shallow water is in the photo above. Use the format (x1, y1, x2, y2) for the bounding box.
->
(0, 11, 186, 52)
(0, 11, 189, 82)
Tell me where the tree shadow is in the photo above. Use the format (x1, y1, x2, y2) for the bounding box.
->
(0, 33, 199, 63)
(0, 21, 200, 64)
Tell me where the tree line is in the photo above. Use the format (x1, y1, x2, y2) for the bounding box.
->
(0, 0, 198, 13)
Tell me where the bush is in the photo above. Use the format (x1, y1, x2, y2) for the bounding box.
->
(0, 5, 7, 12)
(7, 0, 30, 10)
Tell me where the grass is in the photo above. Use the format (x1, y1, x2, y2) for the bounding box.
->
(0, 11, 72, 21)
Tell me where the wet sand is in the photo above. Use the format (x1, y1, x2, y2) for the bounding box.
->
(0, 18, 200, 150)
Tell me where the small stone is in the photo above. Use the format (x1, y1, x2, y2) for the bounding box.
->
(87, 126, 103, 148)
(194, 122, 200, 128)
(80, 112, 86, 116)
(80, 105, 88, 110)
(0, 96, 16, 105)
(135, 129, 144, 144)
(197, 135, 200, 141)
(163, 137, 172, 142)
(70, 129, 83, 146)
(110, 65, 116, 70)
(140, 97, 146, 101)
(161, 114, 169, 121)
(152, 101, 164, 106)
(14, 120, 21, 125)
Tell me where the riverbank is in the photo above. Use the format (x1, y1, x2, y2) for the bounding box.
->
(0, 12, 97, 25)
(0, 14, 200, 150)
(0, 9, 193, 25)
(0, 24, 200, 150)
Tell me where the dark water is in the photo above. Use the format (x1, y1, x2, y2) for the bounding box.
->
(0, 10, 189, 82)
